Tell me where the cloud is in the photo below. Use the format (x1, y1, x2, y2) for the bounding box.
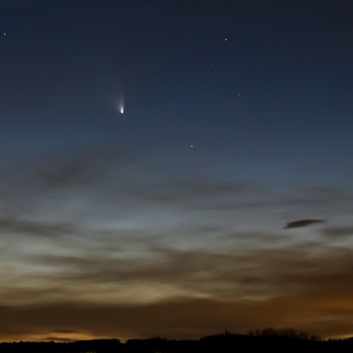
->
(34, 145, 134, 190)
(2, 147, 353, 340)
(2, 290, 353, 341)
(1, 232, 353, 339)
(20, 242, 353, 303)
(284, 219, 325, 229)
(321, 226, 353, 239)
(0, 217, 75, 238)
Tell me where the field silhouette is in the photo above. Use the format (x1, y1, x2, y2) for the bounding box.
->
(1, 329, 353, 353)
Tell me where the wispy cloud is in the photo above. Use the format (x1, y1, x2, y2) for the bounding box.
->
(1, 147, 353, 340)
(321, 226, 353, 239)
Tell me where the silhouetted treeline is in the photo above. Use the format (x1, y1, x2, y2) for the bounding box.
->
(1, 330, 353, 353)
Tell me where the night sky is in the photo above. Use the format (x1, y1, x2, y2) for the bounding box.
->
(2, 0, 353, 341)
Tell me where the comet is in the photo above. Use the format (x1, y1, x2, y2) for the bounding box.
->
(117, 95, 125, 115)
(119, 102, 125, 115)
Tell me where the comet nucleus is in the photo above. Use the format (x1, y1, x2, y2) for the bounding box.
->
(116, 95, 125, 115)
(119, 103, 125, 115)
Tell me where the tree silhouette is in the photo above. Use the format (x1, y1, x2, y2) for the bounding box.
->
(0, 330, 350, 353)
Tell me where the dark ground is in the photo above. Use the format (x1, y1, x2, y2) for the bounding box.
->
(1, 330, 353, 353)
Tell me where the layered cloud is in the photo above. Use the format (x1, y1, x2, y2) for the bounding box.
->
(1, 145, 353, 340)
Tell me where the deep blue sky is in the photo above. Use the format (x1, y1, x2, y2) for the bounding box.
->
(2, 1, 353, 184)
(2, 0, 353, 341)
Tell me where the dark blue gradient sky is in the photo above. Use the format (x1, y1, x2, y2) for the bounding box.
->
(2, 0, 353, 341)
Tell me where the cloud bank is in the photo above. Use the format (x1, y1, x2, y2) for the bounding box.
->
(1, 145, 353, 340)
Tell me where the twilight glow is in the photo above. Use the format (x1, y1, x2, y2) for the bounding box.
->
(1, 0, 353, 342)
